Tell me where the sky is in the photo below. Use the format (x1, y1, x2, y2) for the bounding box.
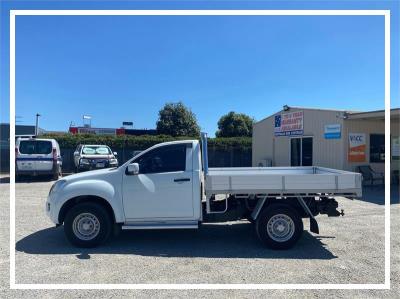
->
(1, 1, 399, 136)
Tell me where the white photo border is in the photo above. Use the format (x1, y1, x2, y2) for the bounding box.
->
(9, 9, 391, 290)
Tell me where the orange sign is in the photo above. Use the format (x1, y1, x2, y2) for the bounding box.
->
(348, 133, 366, 162)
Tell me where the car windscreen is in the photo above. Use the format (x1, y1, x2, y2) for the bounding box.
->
(19, 140, 52, 155)
(82, 146, 111, 155)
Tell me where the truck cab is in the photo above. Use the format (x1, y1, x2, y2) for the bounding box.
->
(47, 140, 204, 247)
(122, 140, 202, 222)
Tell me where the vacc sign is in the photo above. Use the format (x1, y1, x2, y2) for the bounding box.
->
(348, 133, 366, 162)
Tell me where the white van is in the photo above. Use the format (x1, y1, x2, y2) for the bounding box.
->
(16, 138, 62, 180)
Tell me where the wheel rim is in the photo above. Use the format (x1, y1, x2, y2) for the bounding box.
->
(266, 213, 295, 242)
(72, 212, 100, 241)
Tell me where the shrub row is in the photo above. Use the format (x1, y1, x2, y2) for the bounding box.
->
(41, 134, 252, 150)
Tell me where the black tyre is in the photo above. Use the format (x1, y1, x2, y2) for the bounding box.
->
(64, 202, 112, 248)
(52, 166, 61, 180)
(256, 204, 303, 250)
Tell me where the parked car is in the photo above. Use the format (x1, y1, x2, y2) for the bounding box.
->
(16, 137, 62, 180)
(74, 144, 118, 172)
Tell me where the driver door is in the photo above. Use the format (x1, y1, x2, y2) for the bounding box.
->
(122, 143, 194, 221)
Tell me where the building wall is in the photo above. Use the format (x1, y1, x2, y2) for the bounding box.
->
(253, 108, 345, 168)
(253, 108, 399, 173)
(342, 119, 384, 172)
(342, 117, 399, 172)
(302, 109, 345, 169)
(252, 115, 275, 166)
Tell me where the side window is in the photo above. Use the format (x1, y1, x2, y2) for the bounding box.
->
(134, 144, 187, 174)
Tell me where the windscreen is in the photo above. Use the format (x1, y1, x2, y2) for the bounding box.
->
(82, 146, 111, 155)
(19, 140, 52, 154)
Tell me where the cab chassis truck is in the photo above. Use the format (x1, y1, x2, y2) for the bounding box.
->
(46, 133, 362, 249)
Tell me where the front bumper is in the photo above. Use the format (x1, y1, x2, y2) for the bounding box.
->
(17, 169, 56, 176)
(78, 160, 118, 172)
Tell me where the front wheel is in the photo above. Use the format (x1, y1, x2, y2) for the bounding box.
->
(256, 204, 303, 250)
(64, 202, 112, 248)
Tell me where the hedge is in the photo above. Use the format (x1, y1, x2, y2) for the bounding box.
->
(41, 134, 252, 150)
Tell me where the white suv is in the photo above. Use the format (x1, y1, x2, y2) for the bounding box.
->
(15, 138, 62, 180)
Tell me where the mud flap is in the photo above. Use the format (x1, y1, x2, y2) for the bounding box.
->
(310, 217, 319, 234)
(297, 197, 320, 234)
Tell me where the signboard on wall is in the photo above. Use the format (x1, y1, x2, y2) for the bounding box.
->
(274, 111, 304, 136)
(324, 124, 341, 139)
(348, 133, 366, 162)
(69, 127, 118, 135)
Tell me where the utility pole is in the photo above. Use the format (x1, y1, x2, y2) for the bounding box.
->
(35, 113, 41, 136)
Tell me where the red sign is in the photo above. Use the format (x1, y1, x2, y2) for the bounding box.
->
(69, 127, 117, 135)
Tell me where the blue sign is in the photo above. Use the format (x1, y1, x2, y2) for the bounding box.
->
(324, 124, 341, 139)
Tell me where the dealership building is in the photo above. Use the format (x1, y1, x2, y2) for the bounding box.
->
(252, 106, 400, 176)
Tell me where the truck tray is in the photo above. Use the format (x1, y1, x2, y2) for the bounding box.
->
(205, 166, 362, 198)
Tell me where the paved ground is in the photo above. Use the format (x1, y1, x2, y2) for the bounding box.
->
(0, 175, 399, 298)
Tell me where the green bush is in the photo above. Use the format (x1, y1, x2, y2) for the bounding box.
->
(41, 133, 252, 150)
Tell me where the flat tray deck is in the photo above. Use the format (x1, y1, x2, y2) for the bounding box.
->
(205, 166, 362, 198)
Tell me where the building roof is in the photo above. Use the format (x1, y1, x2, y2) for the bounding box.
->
(285, 106, 360, 113)
(254, 106, 399, 125)
(346, 108, 400, 120)
(254, 106, 350, 125)
(0, 123, 43, 141)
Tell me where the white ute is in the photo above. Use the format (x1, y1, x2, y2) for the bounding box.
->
(46, 133, 362, 249)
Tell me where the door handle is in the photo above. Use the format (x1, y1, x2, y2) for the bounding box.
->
(174, 178, 190, 182)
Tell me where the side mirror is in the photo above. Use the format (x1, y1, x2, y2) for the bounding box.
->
(126, 163, 139, 175)
(113, 152, 118, 156)
(74, 152, 79, 156)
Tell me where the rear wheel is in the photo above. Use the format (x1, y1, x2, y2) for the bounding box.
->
(256, 204, 303, 250)
(64, 202, 112, 248)
(52, 165, 61, 180)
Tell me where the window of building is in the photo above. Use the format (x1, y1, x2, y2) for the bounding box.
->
(370, 134, 385, 163)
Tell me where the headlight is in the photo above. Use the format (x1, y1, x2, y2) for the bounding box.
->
(110, 158, 118, 165)
(80, 158, 90, 165)
(49, 179, 66, 195)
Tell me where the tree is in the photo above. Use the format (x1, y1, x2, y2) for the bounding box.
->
(156, 102, 201, 137)
(216, 111, 254, 137)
